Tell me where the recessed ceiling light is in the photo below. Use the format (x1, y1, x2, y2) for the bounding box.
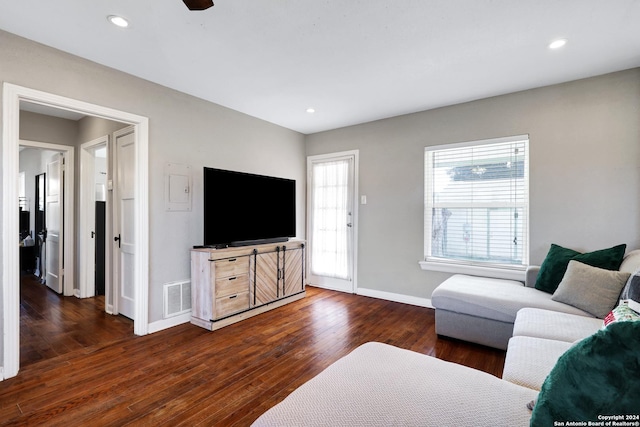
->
(549, 38, 567, 49)
(108, 15, 129, 28)
(306, 108, 316, 114)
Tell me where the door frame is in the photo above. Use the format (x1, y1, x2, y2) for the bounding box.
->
(2, 83, 150, 380)
(306, 150, 359, 294)
(79, 135, 108, 299)
(20, 141, 75, 297)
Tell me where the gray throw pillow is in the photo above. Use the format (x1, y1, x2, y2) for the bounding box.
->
(551, 260, 630, 318)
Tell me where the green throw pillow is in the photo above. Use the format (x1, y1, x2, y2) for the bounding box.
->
(534, 243, 626, 294)
(530, 321, 640, 425)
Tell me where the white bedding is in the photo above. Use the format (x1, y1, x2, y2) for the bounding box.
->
(252, 342, 537, 426)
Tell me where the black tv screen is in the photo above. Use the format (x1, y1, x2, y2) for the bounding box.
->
(203, 167, 296, 247)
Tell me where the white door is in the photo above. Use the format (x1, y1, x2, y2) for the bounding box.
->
(45, 153, 64, 293)
(114, 128, 136, 319)
(307, 152, 358, 293)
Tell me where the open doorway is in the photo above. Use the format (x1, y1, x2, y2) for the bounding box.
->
(2, 83, 150, 380)
(79, 137, 109, 300)
(19, 141, 75, 297)
(18, 142, 132, 369)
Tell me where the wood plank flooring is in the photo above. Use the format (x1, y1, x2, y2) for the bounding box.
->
(19, 275, 133, 368)
(3, 282, 506, 426)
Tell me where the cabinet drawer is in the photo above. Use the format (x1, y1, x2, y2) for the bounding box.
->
(215, 291, 249, 318)
(215, 274, 249, 298)
(214, 257, 249, 278)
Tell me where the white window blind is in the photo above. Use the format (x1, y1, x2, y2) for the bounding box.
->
(424, 135, 529, 269)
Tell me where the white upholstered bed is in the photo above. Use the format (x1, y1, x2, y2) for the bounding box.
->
(252, 342, 537, 426)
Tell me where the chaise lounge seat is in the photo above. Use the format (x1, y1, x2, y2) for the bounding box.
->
(430, 273, 592, 350)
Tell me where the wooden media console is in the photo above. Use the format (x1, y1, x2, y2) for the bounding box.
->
(190, 240, 305, 331)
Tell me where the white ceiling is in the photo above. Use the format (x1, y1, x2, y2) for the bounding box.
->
(2, 0, 640, 134)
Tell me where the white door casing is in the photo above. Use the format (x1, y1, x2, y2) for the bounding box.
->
(2, 83, 149, 380)
(306, 150, 359, 293)
(113, 127, 136, 319)
(45, 153, 64, 294)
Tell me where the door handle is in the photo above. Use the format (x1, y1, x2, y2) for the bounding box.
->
(114, 234, 121, 248)
(91, 231, 95, 239)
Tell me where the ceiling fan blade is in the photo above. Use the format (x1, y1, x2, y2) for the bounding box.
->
(183, 0, 214, 10)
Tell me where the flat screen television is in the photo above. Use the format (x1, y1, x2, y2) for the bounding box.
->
(203, 167, 296, 247)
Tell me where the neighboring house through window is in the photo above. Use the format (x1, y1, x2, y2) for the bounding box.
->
(423, 135, 529, 277)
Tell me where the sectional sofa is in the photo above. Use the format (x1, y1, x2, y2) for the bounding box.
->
(431, 247, 640, 350)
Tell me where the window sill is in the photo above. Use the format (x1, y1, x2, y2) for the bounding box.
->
(419, 260, 526, 282)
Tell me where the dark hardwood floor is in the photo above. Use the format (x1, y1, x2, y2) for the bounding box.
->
(19, 274, 133, 368)
(3, 281, 506, 426)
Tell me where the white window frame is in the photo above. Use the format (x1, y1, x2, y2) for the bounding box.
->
(420, 135, 529, 281)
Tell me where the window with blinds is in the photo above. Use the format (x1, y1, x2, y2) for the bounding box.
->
(424, 135, 529, 269)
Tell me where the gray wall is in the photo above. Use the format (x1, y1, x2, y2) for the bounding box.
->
(306, 68, 640, 300)
(20, 110, 78, 146)
(77, 116, 128, 144)
(0, 29, 306, 363)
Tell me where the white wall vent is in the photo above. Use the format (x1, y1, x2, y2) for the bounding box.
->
(164, 280, 191, 318)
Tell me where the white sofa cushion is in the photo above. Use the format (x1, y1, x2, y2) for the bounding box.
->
(432, 274, 593, 323)
(619, 249, 640, 273)
(513, 308, 602, 342)
(502, 336, 573, 391)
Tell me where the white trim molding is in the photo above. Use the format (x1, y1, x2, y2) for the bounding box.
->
(419, 260, 526, 282)
(357, 287, 434, 309)
(147, 313, 191, 334)
(2, 82, 150, 380)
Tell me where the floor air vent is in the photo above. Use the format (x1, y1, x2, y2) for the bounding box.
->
(164, 280, 191, 318)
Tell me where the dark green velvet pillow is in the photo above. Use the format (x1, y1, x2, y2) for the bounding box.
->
(530, 321, 640, 425)
(534, 243, 626, 294)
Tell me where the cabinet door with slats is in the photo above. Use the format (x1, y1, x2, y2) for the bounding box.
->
(282, 248, 304, 296)
(250, 252, 279, 307)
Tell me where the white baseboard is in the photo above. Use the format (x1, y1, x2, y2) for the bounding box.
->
(356, 287, 434, 309)
(146, 289, 432, 334)
(148, 312, 191, 334)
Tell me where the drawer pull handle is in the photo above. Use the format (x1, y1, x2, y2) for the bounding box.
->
(228, 258, 236, 262)
(229, 295, 237, 299)
(228, 277, 236, 281)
